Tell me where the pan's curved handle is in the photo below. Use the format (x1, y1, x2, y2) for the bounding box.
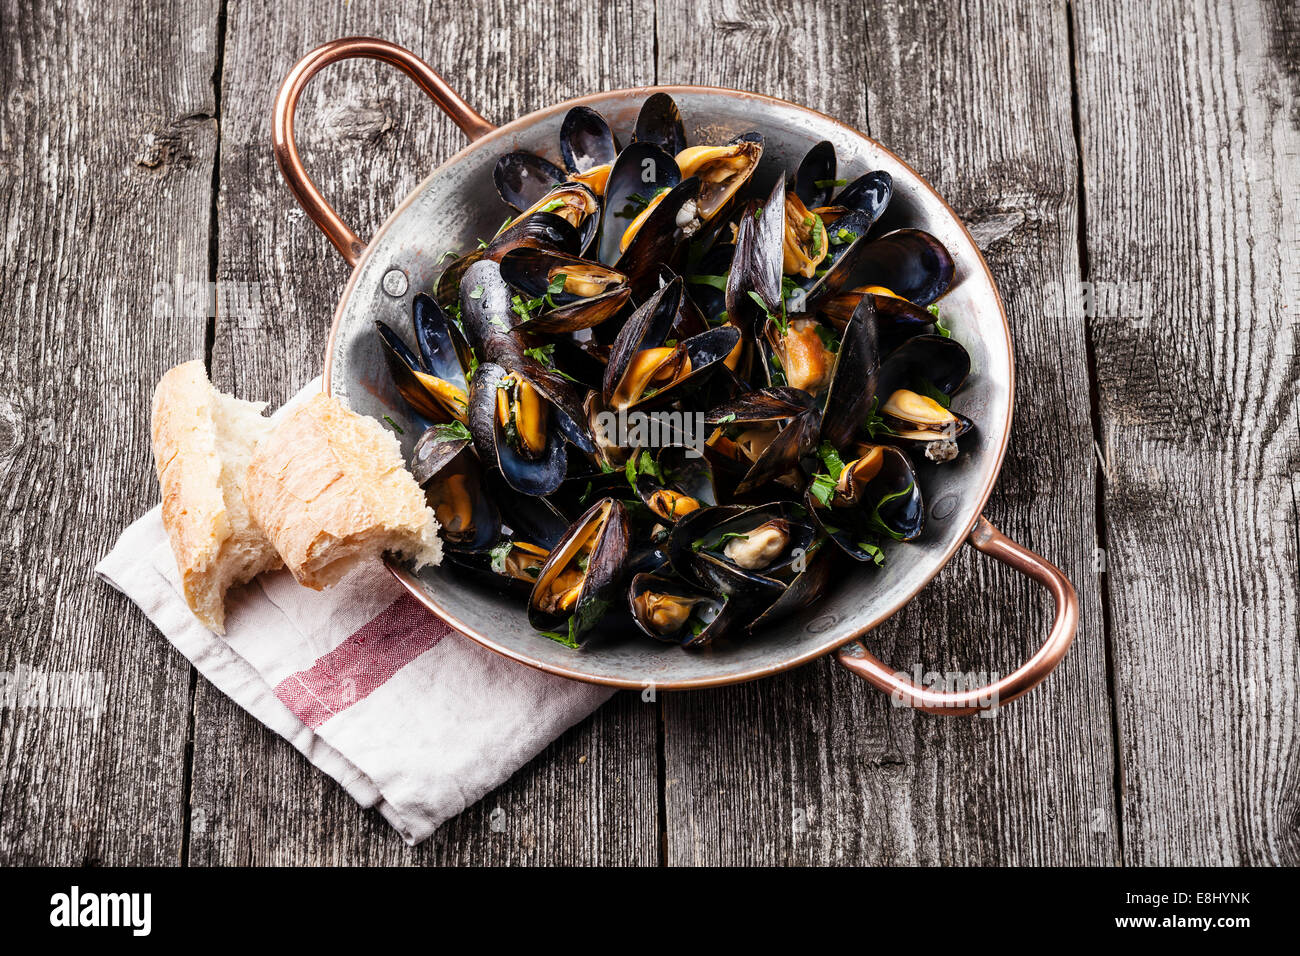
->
(835, 515, 1078, 715)
(272, 37, 496, 267)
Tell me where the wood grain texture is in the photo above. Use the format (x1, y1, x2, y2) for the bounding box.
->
(189, 0, 661, 864)
(656, 0, 1119, 865)
(0, 0, 219, 863)
(1073, 0, 1300, 864)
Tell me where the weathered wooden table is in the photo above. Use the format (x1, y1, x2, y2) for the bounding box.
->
(1, 0, 1295, 865)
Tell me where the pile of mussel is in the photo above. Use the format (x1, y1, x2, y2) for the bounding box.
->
(375, 94, 974, 649)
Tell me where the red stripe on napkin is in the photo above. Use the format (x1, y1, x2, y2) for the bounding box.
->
(273, 593, 450, 729)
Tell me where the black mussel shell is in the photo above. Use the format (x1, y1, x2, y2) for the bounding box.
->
(560, 106, 618, 173)
(459, 259, 518, 359)
(434, 211, 583, 307)
(747, 532, 833, 632)
(704, 389, 820, 495)
(599, 142, 683, 266)
(412, 293, 472, 387)
(668, 500, 816, 596)
(676, 131, 764, 224)
(854, 228, 955, 306)
(615, 178, 703, 298)
(510, 181, 602, 257)
(628, 572, 732, 647)
(604, 277, 739, 409)
(493, 151, 566, 211)
(819, 294, 881, 449)
(488, 470, 571, 552)
(820, 288, 936, 352)
(787, 206, 875, 312)
(512, 351, 597, 455)
(498, 247, 631, 333)
(468, 361, 568, 496)
(807, 442, 925, 560)
(375, 319, 470, 425)
(725, 179, 785, 336)
(633, 446, 717, 524)
(876, 333, 971, 397)
(410, 426, 500, 551)
(634, 93, 688, 156)
(833, 170, 893, 226)
(794, 140, 837, 209)
(528, 498, 631, 643)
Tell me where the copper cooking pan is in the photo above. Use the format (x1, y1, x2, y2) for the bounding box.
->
(272, 38, 1078, 713)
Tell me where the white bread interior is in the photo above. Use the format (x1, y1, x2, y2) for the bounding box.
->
(245, 392, 441, 590)
(151, 360, 282, 633)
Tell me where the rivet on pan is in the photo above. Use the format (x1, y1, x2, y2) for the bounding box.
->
(931, 494, 958, 520)
(807, 614, 838, 634)
(382, 268, 409, 297)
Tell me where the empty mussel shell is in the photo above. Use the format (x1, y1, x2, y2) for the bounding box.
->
(818, 294, 881, 449)
(794, 140, 837, 210)
(493, 151, 566, 211)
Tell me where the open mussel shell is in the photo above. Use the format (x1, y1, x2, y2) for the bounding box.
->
(725, 179, 785, 336)
(434, 211, 583, 307)
(674, 131, 763, 224)
(598, 142, 683, 266)
(410, 425, 500, 552)
(413, 292, 472, 382)
(468, 361, 568, 496)
(820, 287, 935, 351)
(561, 106, 619, 174)
(746, 532, 833, 632)
(603, 276, 739, 410)
(818, 293, 881, 449)
(633, 447, 718, 525)
(877, 333, 971, 396)
(635, 93, 688, 156)
(375, 319, 470, 425)
(493, 151, 566, 211)
(509, 181, 602, 257)
(668, 501, 816, 600)
(498, 247, 631, 333)
(786, 205, 876, 312)
(528, 497, 631, 643)
(512, 350, 597, 455)
(615, 178, 703, 298)
(794, 140, 837, 209)
(854, 228, 955, 306)
(808, 443, 925, 560)
(704, 387, 819, 494)
(628, 572, 735, 647)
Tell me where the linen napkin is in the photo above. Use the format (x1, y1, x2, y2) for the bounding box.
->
(95, 378, 614, 845)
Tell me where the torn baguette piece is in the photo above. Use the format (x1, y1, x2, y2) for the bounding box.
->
(246, 392, 441, 590)
(151, 360, 282, 633)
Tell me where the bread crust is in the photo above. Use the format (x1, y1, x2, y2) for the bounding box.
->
(151, 361, 280, 632)
(245, 392, 441, 590)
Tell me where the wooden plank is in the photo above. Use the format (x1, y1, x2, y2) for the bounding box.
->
(190, 0, 661, 864)
(1073, 0, 1300, 864)
(0, 0, 219, 863)
(657, 0, 1119, 864)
